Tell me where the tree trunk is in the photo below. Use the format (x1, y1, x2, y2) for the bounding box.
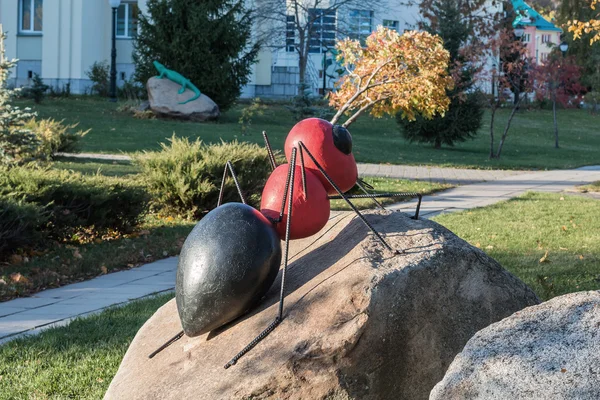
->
(495, 96, 522, 159)
(298, 54, 307, 86)
(489, 104, 497, 159)
(553, 92, 559, 149)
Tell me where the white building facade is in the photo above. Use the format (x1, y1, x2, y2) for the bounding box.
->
(0, 0, 147, 92)
(0, 0, 500, 97)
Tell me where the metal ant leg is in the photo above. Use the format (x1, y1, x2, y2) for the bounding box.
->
(149, 161, 250, 359)
(355, 179, 385, 210)
(217, 161, 247, 207)
(328, 192, 423, 220)
(297, 144, 307, 198)
(224, 148, 298, 369)
(298, 141, 398, 254)
(262, 131, 277, 171)
(148, 330, 184, 359)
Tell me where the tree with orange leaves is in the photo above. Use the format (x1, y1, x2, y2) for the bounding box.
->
(568, 0, 600, 44)
(328, 27, 453, 128)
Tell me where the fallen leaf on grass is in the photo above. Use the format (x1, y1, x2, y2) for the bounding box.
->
(560, 197, 564, 201)
(73, 250, 83, 259)
(486, 245, 494, 250)
(562, 226, 568, 231)
(94, 239, 103, 244)
(559, 247, 568, 251)
(475, 242, 481, 248)
(100, 266, 108, 274)
(579, 255, 584, 260)
(539, 251, 550, 263)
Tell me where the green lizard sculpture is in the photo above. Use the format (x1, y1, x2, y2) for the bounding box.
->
(153, 61, 201, 104)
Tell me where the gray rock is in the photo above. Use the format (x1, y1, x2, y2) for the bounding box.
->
(430, 290, 600, 400)
(105, 210, 539, 400)
(136, 100, 150, 112)
(146, 77, 219, 121)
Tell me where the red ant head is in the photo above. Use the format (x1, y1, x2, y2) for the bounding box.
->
(284, 118, 358, 194)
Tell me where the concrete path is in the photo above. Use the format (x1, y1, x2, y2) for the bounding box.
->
(390, 166, 600, 218)
(57, 152, 528, 185)
(0, 258, 177, 344)
(1, 165, 598, 344)
(357, 163, 527, 185)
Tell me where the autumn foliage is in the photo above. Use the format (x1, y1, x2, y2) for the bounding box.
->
(532, 55, 585, 107)
(568, 0, 600, 44)
(329, 27, 453, 127)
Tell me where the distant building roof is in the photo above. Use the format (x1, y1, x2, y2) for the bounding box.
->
(512, 0, 562, 32)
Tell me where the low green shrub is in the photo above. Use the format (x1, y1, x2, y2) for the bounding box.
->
(0, 165, 149, 236)
(86, 61, 109, 97)
(0, 197, 47, 255)
(24, 118, 89, 158)
(134, 136, 271, 219)
(21, 73, 49, 104)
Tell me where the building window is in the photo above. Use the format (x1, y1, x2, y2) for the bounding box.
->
(541, 53, 549, 62)
(20, 0, 43, 34)
(523, 33, 530, 43)
(308, 8, 336, 54)
(541, 34, 551, 43)
(116, 2, 139, 39)
(349, 9, 373, 44)
(382, 19, 399, 31)
(286, 15, 295, 52)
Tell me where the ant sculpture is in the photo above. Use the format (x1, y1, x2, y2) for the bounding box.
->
(148, 118, 423, 368)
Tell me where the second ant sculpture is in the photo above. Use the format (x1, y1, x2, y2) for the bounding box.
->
(149, 118, 423, 368)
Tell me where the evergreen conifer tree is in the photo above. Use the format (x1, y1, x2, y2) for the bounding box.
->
(397, 0, 484, 148)
(0, 27, 36, 165)
(133, 0, 260, 111)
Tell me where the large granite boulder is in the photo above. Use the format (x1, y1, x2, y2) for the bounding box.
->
(105, 210, 539, 400)
(431, 290, 600, 400)
(147, 77, 219, 121)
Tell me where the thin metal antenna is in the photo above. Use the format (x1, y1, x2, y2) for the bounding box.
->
(217, 161, 247, 207)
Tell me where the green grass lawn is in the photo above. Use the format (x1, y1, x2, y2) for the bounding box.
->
(17, 97, 600, 170)
(433, 192, 600, 300)
(51, 157, 141, 177)
(0, 293, 174, 400)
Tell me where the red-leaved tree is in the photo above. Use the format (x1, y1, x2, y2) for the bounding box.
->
(532, 53, 585, 148)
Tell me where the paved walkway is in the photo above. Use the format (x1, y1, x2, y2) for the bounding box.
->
(390, 166, 600, 218)
(357, 163, 527, 185)
(1, 164, 598, 343)
(57, 152, 527, 185)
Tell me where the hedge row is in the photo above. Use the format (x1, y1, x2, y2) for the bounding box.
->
(0, 165, 149, 256)
(134, 136, 271, 219)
